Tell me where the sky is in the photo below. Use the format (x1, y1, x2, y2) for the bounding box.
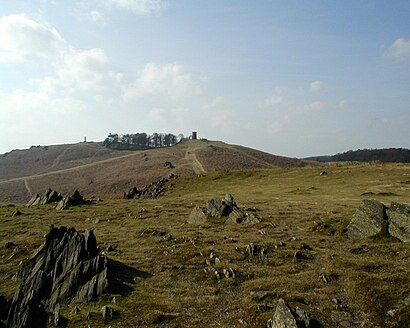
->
(0, 0, 409, 157)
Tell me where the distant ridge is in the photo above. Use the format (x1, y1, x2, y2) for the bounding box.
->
(305, 148, 410, 163)
(0, 140, 307, 203)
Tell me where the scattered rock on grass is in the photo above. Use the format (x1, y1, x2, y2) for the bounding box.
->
(346, 199, 386, 238)
(346, 200, 410, 242)
(188, 194, 261, 225)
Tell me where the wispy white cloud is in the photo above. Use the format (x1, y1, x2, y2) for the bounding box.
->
(309, 80, 323, 92)
(32, 48, 124, 93)
(89, 10, 104, 22)
(303, 100, 326, 112)
(0, 13, 68, 62)
(104, 0, 166, 14)
(386, 38, 410, 61)
(338, 99, 349, 109)
(124, 63, 201, 100)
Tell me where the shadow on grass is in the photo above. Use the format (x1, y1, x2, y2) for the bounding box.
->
(108, 259, 153, 297)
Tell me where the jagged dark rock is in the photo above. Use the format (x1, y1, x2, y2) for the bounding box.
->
(124, 187, 139, 199)
(188, 194, 261, 225)
(7, 225, 109, 328)
(346, 199, 386, 238)
(56, 190, 86, 210)
(125, 178, 173, 199)
(40, 189, 63, 205)
(387, 202, 410, 242)
(26, 193, 40, 206)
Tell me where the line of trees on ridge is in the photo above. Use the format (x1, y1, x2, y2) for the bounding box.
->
(103, 132, 185, 150)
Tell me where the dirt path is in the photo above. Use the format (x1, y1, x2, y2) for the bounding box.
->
(24, 179, 32, 197)
(0, 151, 142, 186)
(184, 144, 206, 174)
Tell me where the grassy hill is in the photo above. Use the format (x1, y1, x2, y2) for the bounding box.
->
(0, 140, 307, 204)
(0, 163, 409, 327)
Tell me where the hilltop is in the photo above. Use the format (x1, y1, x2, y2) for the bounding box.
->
(0, 140, 306, 204)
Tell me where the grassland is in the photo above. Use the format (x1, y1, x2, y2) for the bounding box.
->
(1, 163, 409, 327)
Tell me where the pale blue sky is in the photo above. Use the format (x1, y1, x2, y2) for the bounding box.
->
(1, 1, 409, 157)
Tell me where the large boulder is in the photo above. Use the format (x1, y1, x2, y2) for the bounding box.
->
(187, 206, 208, 224)
(7, 225, 109, 328)
(387, 202, 410, 242)
(267, 298, 310, 328)
(188, 194, 260, 225)
(346, 199, 386, 238)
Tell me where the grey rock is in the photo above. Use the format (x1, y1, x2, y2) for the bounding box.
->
(7, 225, 109, 328)
(187, 206, 207, 224)
(56, 190, 86, 210)
(206, 198, 231, 218)
(40, 188, 62, 205)
(26, 193, 40, 207)
(346, 199, 386, 238)
(267, 298, 311, 328)
(101, 305, 116, 320)
(387, 202, 410, 242)
(267, 298, 298, 328)
(54, 303, 60, 327)
(188, 194, 261, 225)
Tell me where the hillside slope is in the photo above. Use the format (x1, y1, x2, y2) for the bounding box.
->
(0, 140, 307, 204)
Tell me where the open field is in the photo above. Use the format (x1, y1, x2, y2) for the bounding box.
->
(1, 163, 409, 327)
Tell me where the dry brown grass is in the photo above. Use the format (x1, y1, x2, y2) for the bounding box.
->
(0, 140, 307, 204)
(0, 163, 409, 327)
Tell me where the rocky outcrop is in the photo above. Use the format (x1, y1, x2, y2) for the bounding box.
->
(387, 202, 410, 242)
(26, 188, 62, 207)
(267, 298, 311, 328)
(7, 225, 109, 328)
(346, 199, 386, 238)
(124, 187, 139, 199)
(346, 200, 410, 242)
(188, 194, 260, 224)
(125, 177, 175, 199)
(56, 190, 87, 210)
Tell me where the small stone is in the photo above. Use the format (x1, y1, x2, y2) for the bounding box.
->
(101, 305, 115, 320)
(215, 257, 221, 265)
(54, 303, 60, 327)
(71, 306, 81, 314)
